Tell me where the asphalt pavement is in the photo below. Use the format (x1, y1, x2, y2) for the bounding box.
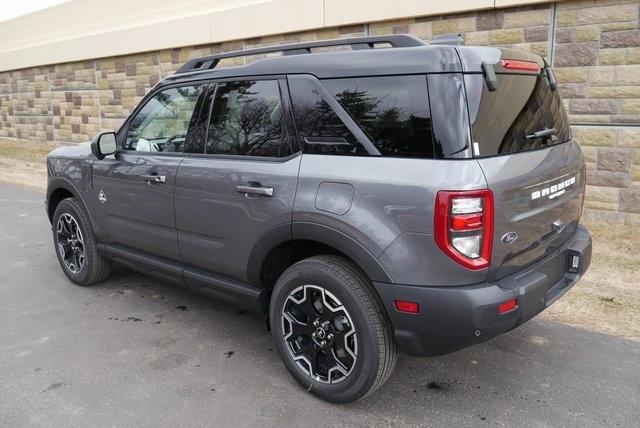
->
(0, 182, 638, 427)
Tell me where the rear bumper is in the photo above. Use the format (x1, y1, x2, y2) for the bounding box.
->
(373, 224, 592, 357)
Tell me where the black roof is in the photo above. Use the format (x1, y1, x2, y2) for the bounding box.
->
(161, 35, 544, 86)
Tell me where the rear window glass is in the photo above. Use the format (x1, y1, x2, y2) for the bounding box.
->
(466, 74, 571, 157)
(322, 75, 436, 158)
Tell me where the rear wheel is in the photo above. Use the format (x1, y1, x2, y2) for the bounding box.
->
(52, 198, 110, 286)
(270, 255, 396, 403)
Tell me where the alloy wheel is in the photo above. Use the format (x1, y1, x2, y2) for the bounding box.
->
(56, 213, 85, 274)
(281, 284, 357, 384)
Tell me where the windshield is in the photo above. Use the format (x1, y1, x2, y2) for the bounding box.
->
(465, 73, 571, 157)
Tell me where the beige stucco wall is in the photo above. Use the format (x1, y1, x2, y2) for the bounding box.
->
(0, 0, 551, 72)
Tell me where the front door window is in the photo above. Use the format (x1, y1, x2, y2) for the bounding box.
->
(124, 85, 203, 153)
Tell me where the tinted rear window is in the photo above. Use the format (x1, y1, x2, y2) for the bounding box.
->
(322, 76, 437, 158)
(466, 74, 571, 157)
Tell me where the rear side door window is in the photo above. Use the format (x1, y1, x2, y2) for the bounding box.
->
(205, 80, 292, 157)
(124, 85, 204, 153)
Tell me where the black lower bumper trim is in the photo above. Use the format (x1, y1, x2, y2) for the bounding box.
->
(374, 224, 592, 357)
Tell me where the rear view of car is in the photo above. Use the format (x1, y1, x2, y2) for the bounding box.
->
(281, 43, 591, 395)
(372, 47, 591, 357)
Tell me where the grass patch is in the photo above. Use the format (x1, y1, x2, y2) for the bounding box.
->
(543, 219, 640, 341)
(0, 139, 54, 192)
(0, 139, 57, 163)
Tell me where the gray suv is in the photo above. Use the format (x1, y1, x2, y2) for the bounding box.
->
(46, 35, 592, 403)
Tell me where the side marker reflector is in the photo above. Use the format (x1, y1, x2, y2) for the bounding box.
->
(394, 300, 419, 314)
(498, 298, 518, 314)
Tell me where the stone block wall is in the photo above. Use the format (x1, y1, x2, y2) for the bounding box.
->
(0, 0, 638, 221)
(552, 0, 640, 222)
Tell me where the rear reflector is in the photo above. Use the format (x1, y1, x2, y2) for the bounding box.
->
(394, 300, 419, 314)
(498, 298, 518, 314)
(501, 59, 540, 73)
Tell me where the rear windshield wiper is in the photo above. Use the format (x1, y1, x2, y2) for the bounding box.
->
(526, 128, 556, 139)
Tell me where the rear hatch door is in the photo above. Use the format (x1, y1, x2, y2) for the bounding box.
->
(463, 57, 585, 281)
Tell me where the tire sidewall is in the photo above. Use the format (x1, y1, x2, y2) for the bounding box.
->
(52, 199, 95, 285)
(270, 259, 383, 403)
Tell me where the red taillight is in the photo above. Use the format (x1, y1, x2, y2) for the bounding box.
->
(501, 59, 540, 73)
(434, 189, 494, 270)
(498, 298, 518, 314)
(394, 300, 419, 314)
(451, 213, 483, 231)
(580, 163, 587, 217)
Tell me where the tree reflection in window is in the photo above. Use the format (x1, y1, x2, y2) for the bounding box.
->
(206, 80, 289, 157)
(288, 78, 366, 156)
(323, 76, 435, 158)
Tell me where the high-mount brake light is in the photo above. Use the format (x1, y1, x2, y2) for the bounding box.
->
(434, 190, 494, 270)
(501, 59, 540, 73)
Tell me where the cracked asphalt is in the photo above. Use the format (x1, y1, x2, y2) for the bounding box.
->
(1, 182, 639, 427)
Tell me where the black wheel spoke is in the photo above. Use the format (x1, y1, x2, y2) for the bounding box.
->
(288, 317, 311, 338)
(320, 307, 347, 323)
(301, 341, 321, 377)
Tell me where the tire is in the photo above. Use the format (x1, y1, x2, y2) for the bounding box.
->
(52, 198, 110, 286)
(270, 255, 397, 403)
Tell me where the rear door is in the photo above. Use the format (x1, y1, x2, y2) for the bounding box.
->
(174, 78, 300, 285)
(464, 67, 585, 281)
(92, 84, 206, 261)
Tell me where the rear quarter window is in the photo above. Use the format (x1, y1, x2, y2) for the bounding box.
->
(322, 75, 436, 158)
(287, 76, 367, 156)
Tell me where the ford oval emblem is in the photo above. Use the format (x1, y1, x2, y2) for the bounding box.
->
(501, 232, 518, 244)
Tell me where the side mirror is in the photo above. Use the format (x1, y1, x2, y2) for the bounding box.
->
(91, 132, 118, 160)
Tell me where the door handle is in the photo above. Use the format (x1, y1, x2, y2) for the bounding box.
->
(236, 184, 274, 197)
(141, 174, 166, 184)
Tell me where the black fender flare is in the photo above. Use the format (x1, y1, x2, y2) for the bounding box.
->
(291, 222, 393, 283)
(246, 223, 292, 288)
(46, 177, 98, 233)
(245, 221, 394, 289)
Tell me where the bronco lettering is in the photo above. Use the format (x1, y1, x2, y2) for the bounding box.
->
(531, 176, 576, 200)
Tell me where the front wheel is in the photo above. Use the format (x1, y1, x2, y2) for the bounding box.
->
(270, 255, 397, 403)
(52, 198, 110, 286)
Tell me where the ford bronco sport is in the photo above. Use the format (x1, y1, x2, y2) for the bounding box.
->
(46, 34, 592, 403)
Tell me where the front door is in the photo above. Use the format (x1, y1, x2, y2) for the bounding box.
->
(175, 78, 300, 285)
(92, 84, 207, 261)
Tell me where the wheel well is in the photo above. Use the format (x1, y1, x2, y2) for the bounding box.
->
(258, 239, 387, 322)
(47, 187, 74, 222)
(260, 240, 358, 297)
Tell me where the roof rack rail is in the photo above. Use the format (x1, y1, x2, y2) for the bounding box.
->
(429, 33, 465, 46)
(174, 34, 426, 75)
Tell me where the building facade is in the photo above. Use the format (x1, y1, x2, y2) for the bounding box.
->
(0, 0, 638, 222)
